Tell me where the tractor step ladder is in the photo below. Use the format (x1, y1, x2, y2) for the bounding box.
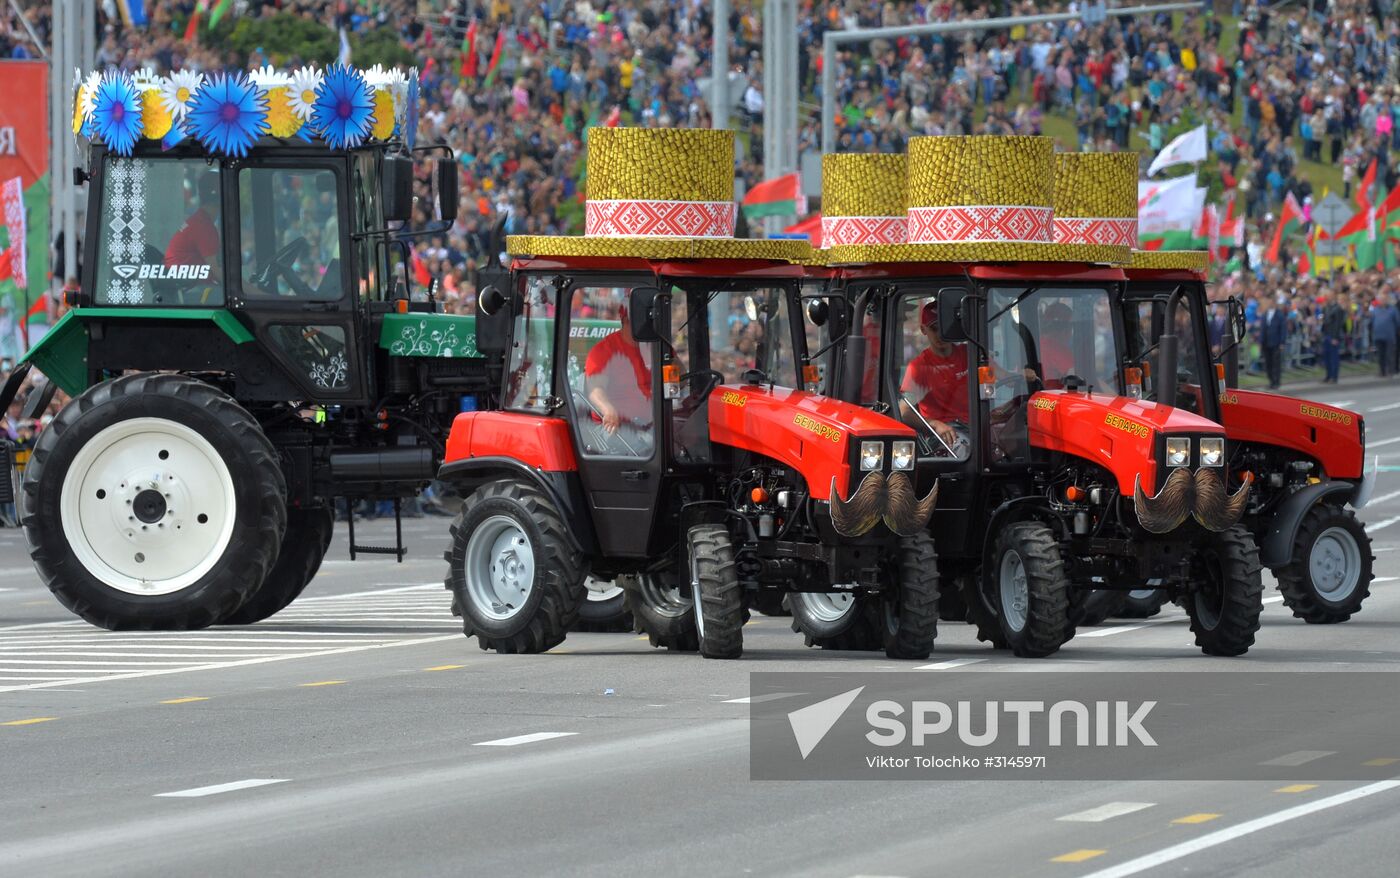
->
(346, 497, 407, 562)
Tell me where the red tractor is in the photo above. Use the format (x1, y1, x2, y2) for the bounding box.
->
(1120, 253, 1375, 623)
(435, 128, 940, 660)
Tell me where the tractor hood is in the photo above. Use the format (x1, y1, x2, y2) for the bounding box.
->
(1027, 389, 1226, 495)
(707, 383, 915, 502)
(1217, 388, 1364, 480)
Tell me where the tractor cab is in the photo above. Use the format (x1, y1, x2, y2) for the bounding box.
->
(439, 128, 940, 661)
(1122, 253, 1375, 624)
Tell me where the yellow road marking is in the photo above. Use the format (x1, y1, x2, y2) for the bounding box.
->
(634, 635, 650, 641)
(423, 665, 464, 672)
(2, 717, 56, 726)
(1172, 813, 1222, 824)
(1364, 758, 1400, 767)
(161, 697, 209, 704)
(299, 680, 346, 687)
(1051, 849, 1106, 863)
(1275, 784, 1318, 794)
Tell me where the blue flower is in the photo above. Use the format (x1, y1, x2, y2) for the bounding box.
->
(185, 72, 267, 158)
(405, 69, 420, 150)
(311, 64, 374, 149)
(91, 72, 143, 156)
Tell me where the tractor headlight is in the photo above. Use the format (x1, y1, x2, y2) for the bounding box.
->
(891, 440, 915, 471)
(860, 441, 884, 471)
(1165, 437, 1191, 468)
(1199, 437, 1225, 467)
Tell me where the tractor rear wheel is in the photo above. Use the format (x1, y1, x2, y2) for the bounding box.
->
(624, 570, 698, 651)
(573, 578, 633, 632)
(960, 574, 1010, 649)
(22, 373, 286, 630)
(1186, 526, 1263, 656)
(989, 522, 1073, 657)
(445, 480, 586, 653)
(689, 524, 744, 659)
(789, 591, 882, 651)
(879, 533, 940, 660)
(1116, 587, 1168, 619)
(220, 505, 335, 625)
(1276, 505, 1373, 624)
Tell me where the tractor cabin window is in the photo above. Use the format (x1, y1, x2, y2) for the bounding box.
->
(699, 287, 796, 386)
(503, 276, 559, 414)
(237, 167, 343, 301)
(566, 285, 656, 459)
(94, 158, 225, 306)
(1129, 296, 1209, 413)
(892, 293, 972, 460)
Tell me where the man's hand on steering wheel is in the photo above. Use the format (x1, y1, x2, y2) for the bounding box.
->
(254, 237, 315, 297)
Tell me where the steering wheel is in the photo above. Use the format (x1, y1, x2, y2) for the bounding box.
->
(254, 237, 315, 297)
(679, 369, 726, 403)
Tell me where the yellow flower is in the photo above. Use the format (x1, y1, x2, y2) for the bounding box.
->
(263, 86, 302, 138)
(141, 89, 173, 140)
(72, 86, 86, 134)
(371, 88, 395, 140)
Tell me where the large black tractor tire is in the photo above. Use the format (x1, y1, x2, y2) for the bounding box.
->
(220, 505, 335, 625)
(624, 570, 699, 652)
(573, 577, 633, 632)
(960, 574, 1010, 649)
(689, 524, 744, 659)
(21, 373, 287, 630)
(1069, 589, 1128, 627)
(878, 532, 940, 660)
(444, 480, 586, 653)
(1186, 526, 1264, 656)
(988, 522, 1073, 658)
(1275, 505, 1374, 624)
(789, 591, 882, 651)
(1116, 587, 1168, 619)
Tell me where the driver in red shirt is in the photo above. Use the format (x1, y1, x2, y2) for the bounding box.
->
(584, 302, 654, 454)
(164, 172, 222, 282)
(899, 301, 968, 449)
(1034, 302, 1077, 389)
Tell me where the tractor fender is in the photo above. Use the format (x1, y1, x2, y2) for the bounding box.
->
(1259, 481, 1355, 569)
(436, 456, 596, 556)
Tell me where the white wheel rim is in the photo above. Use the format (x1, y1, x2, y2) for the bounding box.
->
(464, 515, 534, 621)
(999, 550, 1029, 633)
(585, 577, 624, 603)
(1309, 526, 1361, 602)
(1128, 588, 1157, 600)
(689, 541, 706, 640)
(59, 417, 237, 597)
(791, 591, 856, 624)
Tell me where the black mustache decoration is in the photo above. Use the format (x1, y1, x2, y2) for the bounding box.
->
(829, 471, 938, 538)
(1133, 467, 1252, 534)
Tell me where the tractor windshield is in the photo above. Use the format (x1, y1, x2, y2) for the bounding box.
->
(1122, 285, 1216, 414)
(690, 285, 799, 386)
(93, 157, 225, 306)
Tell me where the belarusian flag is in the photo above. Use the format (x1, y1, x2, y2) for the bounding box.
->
(482, 29, 507, 87)
(741, 173, 805, 221)
(784, 213, 823, 248)
(1217, 196, 1243, 257)
(1357, 158, 1378, 210)
(461, 20, 479, 78)
(1264, 192, 1304, 263)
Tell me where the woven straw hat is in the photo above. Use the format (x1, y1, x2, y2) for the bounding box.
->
(1126, 250, 1210, 271)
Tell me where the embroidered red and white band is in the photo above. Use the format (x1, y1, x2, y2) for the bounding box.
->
(906, 205, 1054, 244)
(821, 215, 908, 246)
(585, 199, 737, 238)
(1052, 217, 1138, 247)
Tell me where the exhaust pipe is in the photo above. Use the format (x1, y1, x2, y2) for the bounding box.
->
(1157, 286, 1184, 408)
(330, 447, 435, 482)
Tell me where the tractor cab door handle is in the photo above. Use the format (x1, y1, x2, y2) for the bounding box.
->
(621, 470, 649, 481)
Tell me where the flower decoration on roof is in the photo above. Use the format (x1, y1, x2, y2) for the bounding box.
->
(71, 69, 88, 135)
(185, 71, 268, 158)
(370, 88, 396, 140)
(250, 65, 290, 91)
(160, 69, 203, 120)
(140, 88, 174, 140)
(263, 86, 302, 138)
(404, 68, 419, 150)
(91, 72, 144, 156)
(312, 63, 374, 149)
(288, 66, 322, 120)
(81, 70, 102, 115)
(133, 67, 159, 91)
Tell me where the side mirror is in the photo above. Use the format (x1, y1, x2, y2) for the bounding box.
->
(435, 157, 459, 224)
(479, 285, 507, 317)
(628, 285, 669, 342)
(937, 287, 969, 342)
(1227, 295, 1246, 343)
(806, 299, 829, 327)
(381, 154, 414, 223)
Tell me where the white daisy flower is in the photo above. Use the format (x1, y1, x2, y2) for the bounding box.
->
(250, 64, 290, 90)
(363, 64, 390, 88)
(80, 70, 102, 117)
(133, 67, 159, 91)
(160, 69, 204, 120)
(288, 66, 322, 120)
(380, 68, 408, 115)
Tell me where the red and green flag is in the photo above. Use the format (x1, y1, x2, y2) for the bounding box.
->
(482, 28, 507, 87)
(1357, 158, 1378, 210)
(460, 20, 479, 78)
(741, 173, 805, 221)
(207, 0, 232, 30)
(1264, 192, 1304, 263)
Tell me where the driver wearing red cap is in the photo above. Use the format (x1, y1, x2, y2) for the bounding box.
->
(899, 300, 968, 449)
(584, 301, 654, 451)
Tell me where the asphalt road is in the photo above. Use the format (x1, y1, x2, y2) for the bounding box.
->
(3, 377, 1400, 877)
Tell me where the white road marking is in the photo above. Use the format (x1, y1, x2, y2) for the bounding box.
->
(1372, 576, 1398, 584)
(1260, 750, 1336, 767)
(1078, 780, 1400, 878)
(1365, 513, 1400, 533)
(916, 657, 989, 670)
(155, 778, 289, 798)
(1365, 488, 1400, 506)
(1331, 400, 1356, 408)
(1077, 616, 1179, 638)
(473, 732, 578, 747)
(723, 692, 803, 704)
(1263, 596, 1284, 605)
(1367, 401, 1400, 413)
(1366, 436, 1400, 448)
(1056, 802, 1156, 823)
